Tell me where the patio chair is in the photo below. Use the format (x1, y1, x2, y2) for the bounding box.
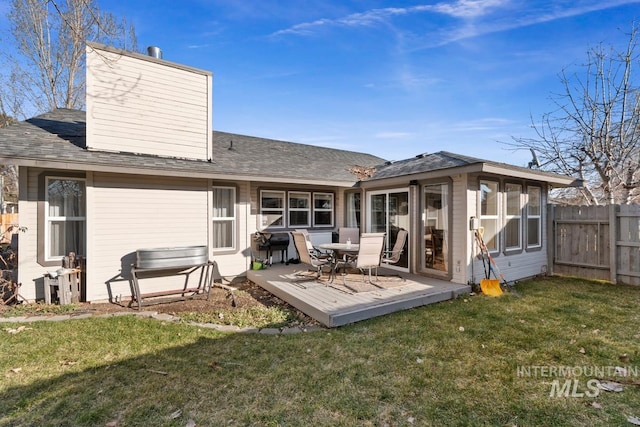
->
(381, 229, 408, 266)
(338, 227, 360, 244)
(295, 229, 330, 259)
(291, 231, 333, 279)
(337, 232, 385, 285)
(425, 227, 435, 267)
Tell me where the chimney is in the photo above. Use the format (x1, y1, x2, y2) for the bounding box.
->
(147, 46, 162, 59)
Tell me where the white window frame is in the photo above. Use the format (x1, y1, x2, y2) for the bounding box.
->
(313, 192, 334, 227)
(212, 186, 236, 251)
(45, 176, 86, 262)
(527, 186, 542, 249)
(288, 191, 311, 228)
(260, 190, 286, 229)
(479, 180, 500, 252)
(504, 183, 522, 251)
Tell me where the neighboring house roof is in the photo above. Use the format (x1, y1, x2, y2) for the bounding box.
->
(0, 109, 385, 186)
(365, 151, 580, 187)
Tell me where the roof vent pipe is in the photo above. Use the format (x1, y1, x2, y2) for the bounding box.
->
(147, 46, 162, 59)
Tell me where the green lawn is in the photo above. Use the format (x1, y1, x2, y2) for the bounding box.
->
(1, 276, 639, 426)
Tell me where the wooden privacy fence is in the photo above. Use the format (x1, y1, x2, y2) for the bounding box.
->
(0, 213, 19, 244)
(548, 204, 640, 285)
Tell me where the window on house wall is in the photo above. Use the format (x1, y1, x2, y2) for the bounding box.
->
(46, 177, 86, 260)
(505, 183, 522, 251)
(527, 186, 542, 248)
(313, 193, 334, 227)
(288, 192, 310, 227)
(480, 180, 499, 251)
(212, 186, 236, 250)
(345, 192, 361, 228)
(260, 190, 334, 229)
(260, 190, 285, 228)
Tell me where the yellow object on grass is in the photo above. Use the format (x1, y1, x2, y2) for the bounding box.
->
(480, 279, 503, 296)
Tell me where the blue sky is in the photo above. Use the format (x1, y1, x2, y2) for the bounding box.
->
(4, 1, 640, 165)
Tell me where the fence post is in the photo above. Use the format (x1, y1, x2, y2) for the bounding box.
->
(609, 204, 618, 284)
(547, 204, 555, 277)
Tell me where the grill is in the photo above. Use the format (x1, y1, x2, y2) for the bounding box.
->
(254, 232, 290, 265)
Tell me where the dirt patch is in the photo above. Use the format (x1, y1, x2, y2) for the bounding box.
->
(76, 282, 280, 314)
(0, 281, 318, 327)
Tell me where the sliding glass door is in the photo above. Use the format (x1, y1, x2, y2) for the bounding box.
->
(423, 183, 449, 272)
(368, 189, 409, 271)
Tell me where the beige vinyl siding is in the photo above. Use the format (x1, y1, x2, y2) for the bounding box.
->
(466, 175, 550, 284)
(87, 173, 209, 301)
(86, 44, 212, 160)
(210, 180, 252, 278)
(17, 167, 41, 301)
(493, 187, 549, 279)
(18, 168, 254, 303)
(450, 174, 468, 284)
(17, 168, 90, 301)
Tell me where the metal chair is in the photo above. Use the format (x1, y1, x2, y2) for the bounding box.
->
(425, 227, 436, 267)
(295, 229, 330, 259)
(291, 231, 333, 279)
(338, 227, 360, 244)
(382, 229, 408, 266)
(338, 232, 385, 285)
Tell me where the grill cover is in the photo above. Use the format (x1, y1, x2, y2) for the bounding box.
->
(254, 232, 290, 265)
(268, 233, 290, 249)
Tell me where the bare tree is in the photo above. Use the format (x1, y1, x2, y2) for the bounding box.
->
(506, 25, 640, 205)
(0, 0, 137, 207)
(2, 0, 137, 116)
(0, 111, 18, 207)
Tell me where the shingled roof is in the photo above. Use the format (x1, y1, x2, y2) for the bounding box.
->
(210, 131, 385, 182)
(0, 109, 386, 185)
(0, 109, 578, 187)
(367, 150, 579, 186)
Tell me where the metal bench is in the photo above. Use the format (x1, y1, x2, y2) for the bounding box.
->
(129, 261, 216, 310)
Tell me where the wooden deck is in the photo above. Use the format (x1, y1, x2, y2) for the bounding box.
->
(247, 264, 471, 328)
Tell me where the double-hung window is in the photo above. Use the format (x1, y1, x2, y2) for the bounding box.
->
(260, 190, 285, 228)
(289, 192, 311, 227)
(479, 180, 499, 251)
(260, 190, 334, 229)
(46, 177, 86, 261)
(313, 193, 334, 227)
(527, 186, 542, 248)
(505, 183, 522, 251)
(212, 186, 236, 250)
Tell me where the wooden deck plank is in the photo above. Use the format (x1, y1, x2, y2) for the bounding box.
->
(248, 265, 471, 327)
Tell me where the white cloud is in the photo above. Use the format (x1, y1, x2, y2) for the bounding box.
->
(270, 5, 437, 37)
(431, 0, 508, 19)
(271, 1, 640, 46)
(423, 0, 640, 47)
(270, 1, 507, 37)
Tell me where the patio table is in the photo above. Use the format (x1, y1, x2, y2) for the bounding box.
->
(318, 243, 360, 282)
(318, 242, 360, 253)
